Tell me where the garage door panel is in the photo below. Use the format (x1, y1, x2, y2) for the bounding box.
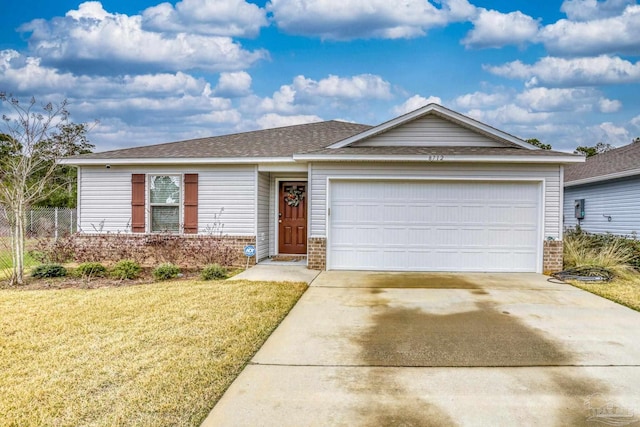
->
(328, 180, 540, 272)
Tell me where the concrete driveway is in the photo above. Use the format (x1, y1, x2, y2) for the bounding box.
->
(203, 272, 640, 426)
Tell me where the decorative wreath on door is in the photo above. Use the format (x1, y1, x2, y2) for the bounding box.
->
(284, 186, 305, 207)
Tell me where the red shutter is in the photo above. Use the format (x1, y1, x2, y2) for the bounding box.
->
(131, 174, 146, 233)
(184, 173, 198, 234)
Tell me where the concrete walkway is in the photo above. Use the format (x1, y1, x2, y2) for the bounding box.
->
(227, 264, 320, 284)
(203, 272, 640, 426)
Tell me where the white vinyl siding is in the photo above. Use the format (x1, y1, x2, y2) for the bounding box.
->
(257, 172, 270, 261)
(269, 178, 276, 256)
(354, 115, 506, 148)
(564, 176, 640, 235)
(310, 162, 562, 241)
(329, 180, 541, 272)
(78, 165, 256, 235)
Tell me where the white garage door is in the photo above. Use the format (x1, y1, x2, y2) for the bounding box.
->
(328, 180, 541, 272)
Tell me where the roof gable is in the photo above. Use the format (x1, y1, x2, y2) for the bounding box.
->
(329, 103, 533, 149)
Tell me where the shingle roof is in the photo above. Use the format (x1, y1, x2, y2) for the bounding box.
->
(564, 141, 640, 183)
(68, 120, 372, 160)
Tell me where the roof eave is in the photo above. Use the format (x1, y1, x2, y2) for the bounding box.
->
(565, 168, 640, 187)
(293, 154, 584, 163)
(59, 156, 297, 166)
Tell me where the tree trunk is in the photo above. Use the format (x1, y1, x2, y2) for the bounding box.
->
(9, 205, 25, 286)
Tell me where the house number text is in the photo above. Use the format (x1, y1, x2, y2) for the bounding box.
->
(427, 155, 445, 161)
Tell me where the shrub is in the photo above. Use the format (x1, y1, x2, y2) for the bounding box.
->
(201, 263, 228, 280)
(30, 236, 77, 264)
(153, 263, 181, 281)
(189, 237, 237, 268)
(563, 230, 636, 278)
(74, 262, 107, 279)
(110, 260, 142, 280)
(32, 264, 67, 278)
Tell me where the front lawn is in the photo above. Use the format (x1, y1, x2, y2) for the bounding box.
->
(569, 276, 640, 312)
(0, 279, 306, 426)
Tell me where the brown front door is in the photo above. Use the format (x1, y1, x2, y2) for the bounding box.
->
(278, 181, 307, 254)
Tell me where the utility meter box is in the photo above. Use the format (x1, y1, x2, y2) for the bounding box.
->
(574, 199, 585, 219)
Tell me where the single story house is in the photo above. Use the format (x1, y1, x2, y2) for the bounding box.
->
(61, 104, 582, 272)
(564, 140, 640, 235)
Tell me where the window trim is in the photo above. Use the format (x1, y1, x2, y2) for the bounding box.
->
(148, 174, 183, 233)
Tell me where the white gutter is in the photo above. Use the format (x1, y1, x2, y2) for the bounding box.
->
(565, 168, 640, 187)
(292, 154, 585, 164)
(59, 156, 297, 166)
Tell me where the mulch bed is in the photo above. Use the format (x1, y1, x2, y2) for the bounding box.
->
(1, 267, 205, 291)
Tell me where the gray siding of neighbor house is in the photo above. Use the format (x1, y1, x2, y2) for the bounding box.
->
(354, 115, 506, 147)
(309, 162, 563, 239)
(257, 172, 270, 261)
(78, 165, 256, 235)
(564, 175, 640, 235)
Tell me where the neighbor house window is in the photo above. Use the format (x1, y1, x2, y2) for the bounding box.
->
(149, 175, 181, 232)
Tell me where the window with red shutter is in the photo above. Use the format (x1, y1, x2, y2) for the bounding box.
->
(131, 174, 146, 233)
(183, 174, 198, 234)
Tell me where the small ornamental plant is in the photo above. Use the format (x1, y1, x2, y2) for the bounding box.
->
(110, 260, 142, 280)
(152, 263, 181, 281)
(31, 264, 67, 278)
(75, 262, 107, 279)
(201, 264, 228, 281)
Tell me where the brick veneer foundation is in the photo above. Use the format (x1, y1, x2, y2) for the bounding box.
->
(71, 233, 256, 267)
(307, 237, 326, 270)
(543, 240, 563, 273)
(306, 237, 563, 273)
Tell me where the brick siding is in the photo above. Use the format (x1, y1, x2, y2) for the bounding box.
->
(71, 233, 256, 268)
(543, 240, 564, 273)
(307, 237, 326, 270)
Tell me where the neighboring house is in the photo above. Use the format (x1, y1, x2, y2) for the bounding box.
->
(564, 140, 640, 235)
(61, 104, 582, 273)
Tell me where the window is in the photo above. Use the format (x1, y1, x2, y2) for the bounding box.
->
(131, 173, 197, 234)
(149, 175, 181, 232)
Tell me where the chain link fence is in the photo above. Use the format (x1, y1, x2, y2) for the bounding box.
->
(0, 208, 77, 238)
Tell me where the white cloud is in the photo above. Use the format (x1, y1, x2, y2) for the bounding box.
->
(19, 1, 267, 75)
(595, 121, 631, 145)
(463, 9, 540, 49)
(267, 0, 476, 40)
(393, 95, 442, 115)
(485, 55, 640, 86)
(142, 0, 267, 37)
(214, 71, 252, 97)
(516, 87, 599, 112)
(467, 104, 553, 125)
(631, 115, 640, 128)
(0, 49, 77, 92)
(598, 98, 622, 113)
(538, 4, 640, 56)
(256, 113, 322, 129)
(259, 74, 393, 114)
(453, 91, 509, 109)
(0, 49, 248, 151)
(293, 74, 392, 99)
(560, 0, 634, 21)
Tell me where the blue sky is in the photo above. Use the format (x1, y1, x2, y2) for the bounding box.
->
(1, 0, 639, 152)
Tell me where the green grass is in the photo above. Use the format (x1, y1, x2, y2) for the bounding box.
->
(0, 279, 307, 426)
(569, 275, 640, 312)
(0, 238, 39, 280)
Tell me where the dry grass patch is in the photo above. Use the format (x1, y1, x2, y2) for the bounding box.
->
(0, 279, 306, 426)
(569, 275, 640, 312)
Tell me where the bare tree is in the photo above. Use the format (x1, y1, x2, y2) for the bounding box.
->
(0, 93, 92, 285)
